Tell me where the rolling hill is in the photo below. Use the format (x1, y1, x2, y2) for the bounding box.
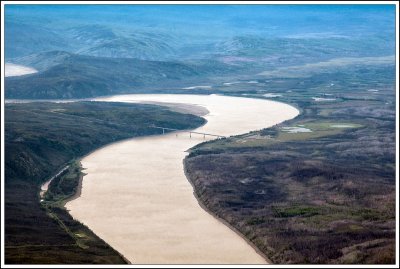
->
(6, 52, 241, 99)
(5, 101, 205, 264)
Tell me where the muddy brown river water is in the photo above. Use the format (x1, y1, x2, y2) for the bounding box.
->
(65, 94, 299, 264)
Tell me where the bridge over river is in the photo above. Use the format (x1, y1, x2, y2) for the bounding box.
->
(66, 94, 299, 264)
(150, 125, 226, 139)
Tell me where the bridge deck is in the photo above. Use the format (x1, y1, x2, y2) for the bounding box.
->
(151, 126, 226, 138)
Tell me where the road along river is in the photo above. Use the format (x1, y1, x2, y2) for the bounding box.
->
(65, 94, 299, 264)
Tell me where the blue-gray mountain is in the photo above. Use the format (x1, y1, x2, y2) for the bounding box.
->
(5, 52, 241, 99)
(5, 5, 395, 60)
(4, 4, 397, 265)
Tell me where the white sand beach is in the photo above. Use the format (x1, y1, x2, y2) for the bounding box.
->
(65, 94, 299, 264)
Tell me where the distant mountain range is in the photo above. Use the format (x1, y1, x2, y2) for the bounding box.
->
(6, 4, 395, 61)
(5, 4, 395, 99)
(5, 21, 69, 59)
(67, 25, 178, 60)
(5, 52, 242, 99)
(6, 20, 394, 62)
(214, 35, 394, 66)
(6, 22, 179, 60)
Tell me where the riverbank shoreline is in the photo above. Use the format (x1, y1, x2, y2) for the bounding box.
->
(65, 94, 299, 264)
(183, 161, 272, 264)
(41, 99, 211, 202)
(48, 101, 211, 264)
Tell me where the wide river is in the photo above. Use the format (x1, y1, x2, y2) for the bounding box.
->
(65, 94, 299, 264)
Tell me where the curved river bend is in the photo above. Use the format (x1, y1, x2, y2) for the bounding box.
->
(65, 94, 299, 264)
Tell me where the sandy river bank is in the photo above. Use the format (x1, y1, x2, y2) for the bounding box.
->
(65, 94, 299, 264)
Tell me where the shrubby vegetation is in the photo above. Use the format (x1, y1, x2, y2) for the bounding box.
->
(185, 64, 396, 264)
(5, 101, 205, 264)
(4, 4, 395, 265)
(5, 52, 242, 99)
